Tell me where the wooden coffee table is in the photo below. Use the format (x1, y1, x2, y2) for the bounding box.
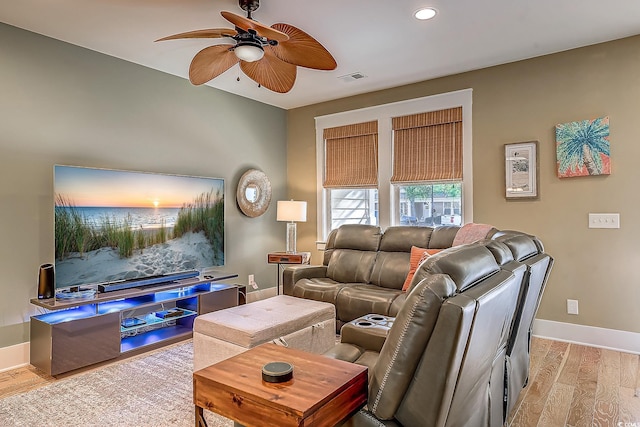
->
(193, 343, 368, 427)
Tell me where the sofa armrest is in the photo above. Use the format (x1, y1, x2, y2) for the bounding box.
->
(324, 343, 366, 363)
(389, 293, 407, 317)
(282, 265, 328, 295)
(340, 315, 394, 353)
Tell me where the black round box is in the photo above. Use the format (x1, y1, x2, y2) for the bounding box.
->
(262, 361, 294, 383)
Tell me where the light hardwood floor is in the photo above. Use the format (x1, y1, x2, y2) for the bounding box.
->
(0, 364, 54, 399)
(1, 337, 639, 426)
(509, 337, 640, 427)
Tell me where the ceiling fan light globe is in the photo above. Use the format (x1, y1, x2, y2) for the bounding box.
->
(234, 44, 264, 62)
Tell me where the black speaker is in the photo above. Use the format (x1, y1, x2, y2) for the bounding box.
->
(38, 263, 55, 299)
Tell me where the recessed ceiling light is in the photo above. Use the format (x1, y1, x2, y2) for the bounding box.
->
(414, 7, 437, 20)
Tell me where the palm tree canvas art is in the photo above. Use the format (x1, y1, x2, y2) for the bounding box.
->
(556, 116, 610, 178)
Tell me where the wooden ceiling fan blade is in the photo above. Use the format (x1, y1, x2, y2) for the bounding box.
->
(270, 23, 337, 70)
(240, 50, 296, 93)
(221, 11, 289, 42)
(189, 45, 239, 85)
(155, 28, 237, 42)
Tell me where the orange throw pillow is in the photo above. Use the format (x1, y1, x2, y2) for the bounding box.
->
(402, 246, 440, 291)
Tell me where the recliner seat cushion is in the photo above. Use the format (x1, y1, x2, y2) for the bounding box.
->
(291, 277, 352, 305)
(336, 284, 403, 322)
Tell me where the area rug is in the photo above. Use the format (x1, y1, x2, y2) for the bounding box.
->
(0, 341, 232, 427)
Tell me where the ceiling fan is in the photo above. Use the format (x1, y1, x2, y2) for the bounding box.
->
(156, 0, 337, 93)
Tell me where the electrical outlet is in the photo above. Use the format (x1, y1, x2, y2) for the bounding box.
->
(567, 299, 579, 315)
(248, 274, 258, 290)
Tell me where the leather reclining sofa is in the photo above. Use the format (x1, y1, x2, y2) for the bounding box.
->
(283, 223, 496, 328)
(284, 224, 553, 426)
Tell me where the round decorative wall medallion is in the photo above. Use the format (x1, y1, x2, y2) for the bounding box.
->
(236, 169, 272, 218)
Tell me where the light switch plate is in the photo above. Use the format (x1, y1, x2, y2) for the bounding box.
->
(588, 213, 620, 229)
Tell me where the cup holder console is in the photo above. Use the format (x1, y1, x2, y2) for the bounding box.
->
(352, 314, 394, 330)
(355, 321, 374, 327)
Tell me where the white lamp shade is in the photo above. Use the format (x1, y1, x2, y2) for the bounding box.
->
(277, 200, 307, 222)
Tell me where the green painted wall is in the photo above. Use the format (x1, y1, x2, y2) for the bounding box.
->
(0, 23, 287, 349)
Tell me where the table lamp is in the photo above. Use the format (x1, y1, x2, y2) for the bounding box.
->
(277, 200, 307, 253)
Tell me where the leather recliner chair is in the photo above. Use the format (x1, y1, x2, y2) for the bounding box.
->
(488, 232, 554, 420)
(326, 242, 526, 427)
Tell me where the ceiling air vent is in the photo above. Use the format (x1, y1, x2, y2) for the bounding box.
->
(338, 72, 367, 83)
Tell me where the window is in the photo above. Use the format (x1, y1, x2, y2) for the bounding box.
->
(396, 183, 462, 226)
(391, 107, 463, 227)
(329, 188, 378, 229)
(315, 89, 473, 244)
(323, 121, 379, 230)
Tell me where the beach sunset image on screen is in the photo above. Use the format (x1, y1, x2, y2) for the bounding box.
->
(54, 165, 224, 288)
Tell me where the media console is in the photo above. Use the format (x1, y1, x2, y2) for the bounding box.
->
(29, 273, 240, 376)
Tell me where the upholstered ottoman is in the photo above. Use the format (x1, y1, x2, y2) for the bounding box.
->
(193, 295, 336, 371)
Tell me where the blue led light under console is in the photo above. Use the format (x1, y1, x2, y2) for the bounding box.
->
(99, 299, 141, 314)
(29, 278, 239, 376)
(121, 324, 192, 352)
(33, 305, 98, 325)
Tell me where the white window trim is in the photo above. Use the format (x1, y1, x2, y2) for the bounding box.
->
(315, 89, 473, 246)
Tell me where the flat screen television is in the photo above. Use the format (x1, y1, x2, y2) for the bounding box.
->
(54, 165, 224, 289)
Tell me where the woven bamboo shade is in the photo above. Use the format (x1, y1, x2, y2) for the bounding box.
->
(323, 121, 378, 188)
(391, 107, 463, 183)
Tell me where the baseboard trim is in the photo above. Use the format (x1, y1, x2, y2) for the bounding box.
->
(0, 342, 30, 373)
(533, 319, 640, 355)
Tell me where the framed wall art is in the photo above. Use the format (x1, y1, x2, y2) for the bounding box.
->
(505, 141, 538, 199)
(556, 116, 610, 178)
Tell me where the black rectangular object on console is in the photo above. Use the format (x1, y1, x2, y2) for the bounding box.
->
(98, 271, 199, 293)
